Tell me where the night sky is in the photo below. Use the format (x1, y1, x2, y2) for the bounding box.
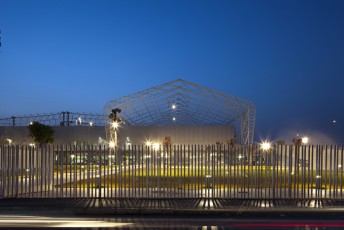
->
(1, 0, 344, 144)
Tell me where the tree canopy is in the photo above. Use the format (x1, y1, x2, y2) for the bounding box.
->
(28, 122, 54, 145)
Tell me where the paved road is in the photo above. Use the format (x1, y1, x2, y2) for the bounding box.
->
(1, 198, 344, 229)
(1, 214, 344, 229)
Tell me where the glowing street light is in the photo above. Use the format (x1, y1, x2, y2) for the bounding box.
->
(172, 117, 176, 121)
(89, 122, 93, 126)
(153, 143, 160, 151)
(112, 121, 119, 129)
(261, 141, 271, 151)
(302, 136, 309, 144)
(145, 140, 152, 146)
(109, 108, 121, 152)
(171, 104, 176, 110)
(109, 141, 116, 148)
(145, 140, 160, 151)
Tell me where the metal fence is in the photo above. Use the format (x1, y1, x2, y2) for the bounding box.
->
(0, 112, 104, 127)
(0, 144, 343, 199)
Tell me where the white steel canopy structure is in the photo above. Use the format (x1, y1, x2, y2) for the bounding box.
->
(104, 79, 256, 145)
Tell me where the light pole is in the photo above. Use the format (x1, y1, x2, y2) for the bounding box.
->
(261, 141, 271, 165)
(261, 141, 273, 198)
(109, 108, 121, 148)
(261, 141, 271, 151)
(104, 108, 122, 199)
(302, 136, 309, 145)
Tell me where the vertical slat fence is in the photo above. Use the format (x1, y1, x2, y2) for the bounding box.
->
(0, 144, 343, 200)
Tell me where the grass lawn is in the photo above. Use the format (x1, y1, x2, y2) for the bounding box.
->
(56, 165, 343, 189)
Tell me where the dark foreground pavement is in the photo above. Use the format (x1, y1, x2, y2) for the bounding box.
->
(1, 198, 344, 218)
(1, 199, 344, 229)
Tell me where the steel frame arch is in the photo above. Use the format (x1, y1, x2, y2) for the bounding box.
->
(104, 79, 256, 145)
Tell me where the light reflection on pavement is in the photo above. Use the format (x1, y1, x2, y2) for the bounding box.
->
(0, 215, 133, 228)
(1, 215, 344, 229)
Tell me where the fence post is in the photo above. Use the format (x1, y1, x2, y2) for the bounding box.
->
(272, 145, 275, 200)
(0, 146, 4, 198)
(98, 145, 102, 199)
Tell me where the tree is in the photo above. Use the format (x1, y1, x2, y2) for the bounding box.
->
(28, 122, 54, 145)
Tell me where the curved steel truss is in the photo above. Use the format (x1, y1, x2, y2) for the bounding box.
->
(0, 112, 104, 127)
(104, 79, 256, 145)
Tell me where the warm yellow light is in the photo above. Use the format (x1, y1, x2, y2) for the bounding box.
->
(261, 141, 271, 151)
(112, 122, 119, 129)
(7, 139, 13, 145)
(145, 140, 152, 146)
(302, 136, 309, 144)
(29, 143, 35, 147)
(109, 141, 116, 148)
(153, 143, 160, 151)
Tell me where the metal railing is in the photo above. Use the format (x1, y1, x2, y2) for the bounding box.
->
(0, 144, 343, 199)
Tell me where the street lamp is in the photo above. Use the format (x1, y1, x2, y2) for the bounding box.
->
(109, 108, 121, 149)
(112, 121, 119, 129)
(109, 141, 116, 149)
(153, 143, 160, 151)
(302, 136, 309, 145)
(260, 141, 272, 166)
(261, 141, 271, 151)
(145, 140, 152, 146)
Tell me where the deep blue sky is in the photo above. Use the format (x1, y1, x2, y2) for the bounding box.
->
(1, 0, 344, 144)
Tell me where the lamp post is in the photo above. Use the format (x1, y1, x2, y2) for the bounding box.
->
(261, 141, 271, 165)
(301, 136, 309, 145)
(261, 141, 271, 151)
(102, 108, 122, 199)
(109, 108, 121, 148)
(261, 140, 275, 198)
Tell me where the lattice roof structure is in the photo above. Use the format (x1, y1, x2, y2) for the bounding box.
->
(104, 79, 256, 145)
